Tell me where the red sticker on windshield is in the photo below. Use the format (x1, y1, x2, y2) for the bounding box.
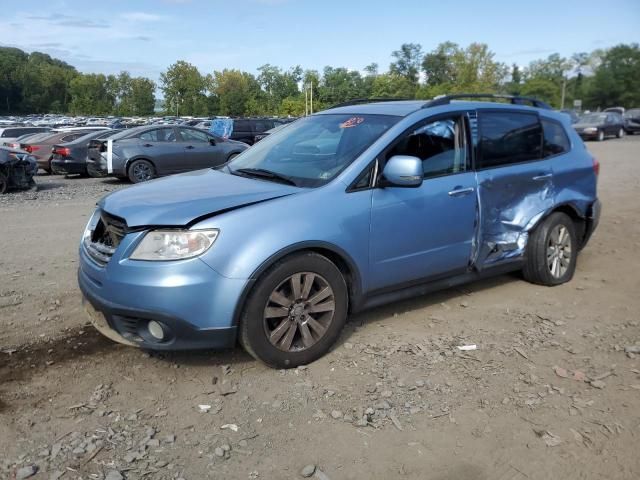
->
(340, 117, 365, 128)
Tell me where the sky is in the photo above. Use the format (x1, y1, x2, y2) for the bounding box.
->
(1, 0, 638, 84)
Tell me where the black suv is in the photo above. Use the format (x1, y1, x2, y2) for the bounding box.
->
(230, 118, 287, 145)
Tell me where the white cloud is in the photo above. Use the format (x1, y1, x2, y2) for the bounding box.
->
(120, 12, 165, 22)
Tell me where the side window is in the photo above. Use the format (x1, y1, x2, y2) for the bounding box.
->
(478, 112, 542, 168)
(179, 128, 210, 143)
(234, 120, 250, 132)
(61, 133, 83, 142)
(541, 119, 570, 157)
(139, 128, 175, 142)
(387, 116, 468, 179)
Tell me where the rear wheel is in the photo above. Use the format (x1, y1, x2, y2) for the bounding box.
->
(128, 159, 155, 183)
(616, 128, 624, 139)
(523, 212, 577, 286)
(596, 130, 605, 142)
(239, 252, 348, 368)
(0, 172, 8, 194)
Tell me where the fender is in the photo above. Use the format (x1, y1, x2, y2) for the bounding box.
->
(231, 240, 364, 326)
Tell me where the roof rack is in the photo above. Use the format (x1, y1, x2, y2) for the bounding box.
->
(330, 98, 412, 109)
(422, 94, 552, 110)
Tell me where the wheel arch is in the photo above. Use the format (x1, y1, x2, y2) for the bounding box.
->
(232, 241, 363, 327)
(125, 156, 156, 175)
(529, 202, 588, 248)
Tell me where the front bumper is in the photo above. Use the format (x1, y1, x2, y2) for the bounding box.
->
(51, 158, 87, 175)
(78, 236, 247, 350)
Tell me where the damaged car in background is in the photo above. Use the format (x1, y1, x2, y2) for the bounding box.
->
(0, 146, 38, 193)
(78, 94, 600, 369)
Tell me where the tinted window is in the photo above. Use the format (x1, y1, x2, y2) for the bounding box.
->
(254, 120, 274, 132)
(179, 128, 210, 143)
(389, 117, 468, 178)
(234, 120, 250, 132)
(61, 133, 84, 142)
(541, 120, 570, 157)
(139, 128, 176, 142)
(478, 112, 542, 168)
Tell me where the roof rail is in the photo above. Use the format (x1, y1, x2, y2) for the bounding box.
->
(422, 94, 552, 110)
(330, 98, 412, 109)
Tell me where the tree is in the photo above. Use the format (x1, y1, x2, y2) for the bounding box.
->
(422, 41, 460, 87)
(160, 61, 207, 116)
(389, 43, 423, 86)
(212, 69, 258, 116)
(586, 43, 640, 108)
(257, 64, 301, 114)
(371, 73, 416, 98)
(318, 67, 366, 105)
(69, 74, 115, 114)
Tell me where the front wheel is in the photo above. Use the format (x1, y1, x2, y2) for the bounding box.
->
(617, 128, 624, 139)
(128, 159, 155, 183)
(596, 130, 605, 142)
(239, 252, 348, 368)
(0, 172, 7, 194)
(523, 212, 577, 286)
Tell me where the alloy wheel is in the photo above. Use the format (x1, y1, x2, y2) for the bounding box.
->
(547, 225, 572, 278)
(263, 272, 336, 352)
(133, 163, 152, 182)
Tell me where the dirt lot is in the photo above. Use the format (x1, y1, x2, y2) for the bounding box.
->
(1, 137, 639, 480)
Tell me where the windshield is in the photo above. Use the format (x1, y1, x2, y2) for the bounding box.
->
(226, 114, 399, 187)
(579, 114, 607, 125)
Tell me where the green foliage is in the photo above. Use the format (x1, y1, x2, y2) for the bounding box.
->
(1, 42, 638, 116)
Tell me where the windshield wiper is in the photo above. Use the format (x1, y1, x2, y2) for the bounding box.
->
(233, 168, 297, 186)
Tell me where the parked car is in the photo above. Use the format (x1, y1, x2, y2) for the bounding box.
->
(51, 129, 123, 176)
(623, 108, 640, 134)
(253, 123, 292, 143)
(78, 95, 600, 368)
(573, 112, 625, 141)
(86, 125, 248, 183)
(0, 146, 38, 193)
(21, 129, 107, 173)
(1, 126, 51, 146)
(3, 131, 51, 150)
(230, 118, 286, 145)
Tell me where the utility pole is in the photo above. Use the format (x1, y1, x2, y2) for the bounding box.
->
(310, 82, 313, 114)
(560, 77, 567, 110)
(304, 88, 308, 116)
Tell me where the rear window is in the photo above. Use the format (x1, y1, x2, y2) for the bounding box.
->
(1, 127, 48, 138)
(478, 112, 542, 168)
(541, 119, 570, 157)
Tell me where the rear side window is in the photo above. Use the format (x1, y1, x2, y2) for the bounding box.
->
(541, 119, 570, 157)
(478, 112, 542, 168)
(234, 120, 250, 132)
(178, 128, 210, 143)
(139, 128, 176, 142)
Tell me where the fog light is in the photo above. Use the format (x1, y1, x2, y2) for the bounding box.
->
(148, 321, 164, 340)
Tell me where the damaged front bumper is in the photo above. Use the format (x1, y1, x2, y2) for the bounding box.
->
(0, 151, 38, 192)
(78, 239, 245, 350)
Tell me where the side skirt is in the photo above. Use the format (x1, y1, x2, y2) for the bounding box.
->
(355, 261, 523, 313)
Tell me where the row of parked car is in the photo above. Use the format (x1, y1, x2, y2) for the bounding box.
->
(0, 117, 297, 192)
(566, 107, 640, 141)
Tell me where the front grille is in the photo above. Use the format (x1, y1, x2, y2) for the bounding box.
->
(85, 211, 127, 266)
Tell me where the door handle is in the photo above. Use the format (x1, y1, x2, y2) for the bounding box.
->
(185, 145, 195, 149)
(143, 143, 153, 147)
(448, 187, 475, 197)
(533, 173, 552, 181)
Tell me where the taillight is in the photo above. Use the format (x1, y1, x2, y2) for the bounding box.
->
(53, 147, 71, 157)
(23, 145, 40, 154)
(593, 157, 600, 176)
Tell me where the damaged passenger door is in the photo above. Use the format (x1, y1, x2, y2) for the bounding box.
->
(474, 110, 554, 267)
(368, 114, 477, 291)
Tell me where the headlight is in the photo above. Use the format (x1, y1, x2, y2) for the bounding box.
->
(130, 229, 219, 261)
(584, 127, 597, 133)
(82, 210, 101, 244)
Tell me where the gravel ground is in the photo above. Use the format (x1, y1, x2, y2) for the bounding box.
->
(1, 137, 639, 480)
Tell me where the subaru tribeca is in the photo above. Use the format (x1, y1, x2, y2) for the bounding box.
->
(78, 95, 601, 368)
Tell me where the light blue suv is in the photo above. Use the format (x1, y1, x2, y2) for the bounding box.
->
(79, 95, 601, 368)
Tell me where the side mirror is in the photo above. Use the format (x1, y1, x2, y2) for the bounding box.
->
(209, 138, 217, 146)
(380, 155, 423, 188)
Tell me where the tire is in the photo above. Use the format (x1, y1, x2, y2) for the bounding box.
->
(0, 172, 7, 194)
(616, 128, 624, 139)
(239, 252, 348, 368)
(128, 159, 155, 183)
(523, 212, 577, 286)
(227, 153, 239, 162)
(596, 130, 605, 142)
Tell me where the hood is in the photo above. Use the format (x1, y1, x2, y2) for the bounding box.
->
(573, 123, 600, 129)
(99, 169, 300, 227)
